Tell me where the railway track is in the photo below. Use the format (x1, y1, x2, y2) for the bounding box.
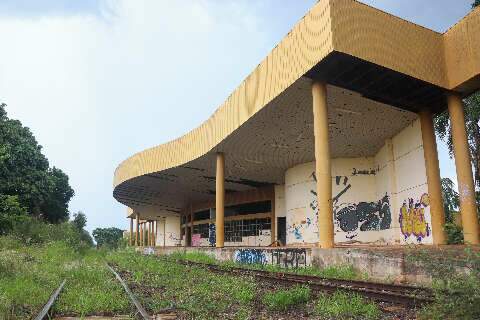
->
(32, 264, 174, 320)
(177, 259, 434, 307)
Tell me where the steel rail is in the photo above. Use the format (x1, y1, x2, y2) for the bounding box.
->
(107, 264, 152, 320)
(178, 260, 433, 306)
(33, 279, 66, 320)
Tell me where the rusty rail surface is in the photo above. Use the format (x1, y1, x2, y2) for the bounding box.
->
(33, 279, 66, 320)
(177, 260, 433, 306)
(107, 264, 152, 320)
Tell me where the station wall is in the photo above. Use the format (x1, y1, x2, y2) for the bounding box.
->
(156, 216, 182, 246)
(281, 119, 432, 246)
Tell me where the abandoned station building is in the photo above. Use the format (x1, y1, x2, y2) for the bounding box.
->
(114, 0, 480, 253)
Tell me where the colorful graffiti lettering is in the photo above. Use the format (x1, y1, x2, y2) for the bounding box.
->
(399, 193, 430, 242)
(234, 249, 267, 265)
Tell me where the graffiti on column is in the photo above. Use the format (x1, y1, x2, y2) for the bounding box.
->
(208, 223, 216, 247)
(399, 193, 430, 242)
(234, 249, 267, 265)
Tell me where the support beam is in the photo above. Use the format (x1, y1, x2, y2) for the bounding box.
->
(140, 222, 143, 247)
(271, 197, 276, 244)
(163, 218, 167, 246)
(216, 152, 225, 248)
(448, 94, 480, 245)
(129, 217, 133, 246)
(190, 206, 194, 246)
(150, 221, 153, 246)
(147, 221, 151, 246)
(135, 213, 139, 246)
(153, 220, 157, 247)
(420, 110, 446, 245)
(312, 81, 334, 248)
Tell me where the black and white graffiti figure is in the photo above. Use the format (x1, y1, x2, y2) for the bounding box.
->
(310, 173, 392, 239)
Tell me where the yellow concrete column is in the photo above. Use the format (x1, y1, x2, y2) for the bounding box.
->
(153, 220, 157, 247)
(140, 222, 143, 247)
(448, 94, 480, 244)
(216, 152, 225, 248)
(150, 221, 153, 246)
(129, 217, 133, 246)
(312, 81, 334, 248)
(135, 213, 139, 246)
(419, 110, 447, 245)
(147, 221, 150, 246)
(151, 221, 154, 246)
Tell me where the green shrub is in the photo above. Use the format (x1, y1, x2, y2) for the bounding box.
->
(409, 248, 480, 320)
(9, 216, 92, 253)
(314, 291, 380, 319)
(445, 222, 463, 244)
(0, 195, 27, 235)
(262, 285, 310, 311)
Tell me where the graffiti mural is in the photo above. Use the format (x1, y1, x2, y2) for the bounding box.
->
(208, 224, 216, 247)
(310, 173, 392, 240)
(234, 249, 267, 265)
(234, 249, 309, 268)
(191, 234, 201, 247)
(399, 193, 431, 242)
(271, 249, 307, 268)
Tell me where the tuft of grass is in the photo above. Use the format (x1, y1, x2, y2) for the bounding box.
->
(314, 291, 381, 320)
(169, 251, 217, 264)
(262, 285, 311, 311)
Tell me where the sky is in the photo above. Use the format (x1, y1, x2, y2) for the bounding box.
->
(0, 0, 474, 233)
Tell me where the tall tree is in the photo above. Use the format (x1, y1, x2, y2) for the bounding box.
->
(72, 211, 87, 231)
(92, 227, 124, 248)
(0, 103, 74, 222)
(435, 93, 480, 188)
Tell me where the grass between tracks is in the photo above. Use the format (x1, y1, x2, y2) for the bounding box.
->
(0, 236, 131, 319)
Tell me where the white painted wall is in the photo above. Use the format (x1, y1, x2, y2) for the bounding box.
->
(283, 118, 431, 245)
(156, 216, 181, 246)
(392, 120, 431, 244)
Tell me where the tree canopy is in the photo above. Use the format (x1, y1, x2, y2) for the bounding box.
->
(92, 227, 124, 248)
(0, 103, 74, 223)
(474, 0, 480, 8)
